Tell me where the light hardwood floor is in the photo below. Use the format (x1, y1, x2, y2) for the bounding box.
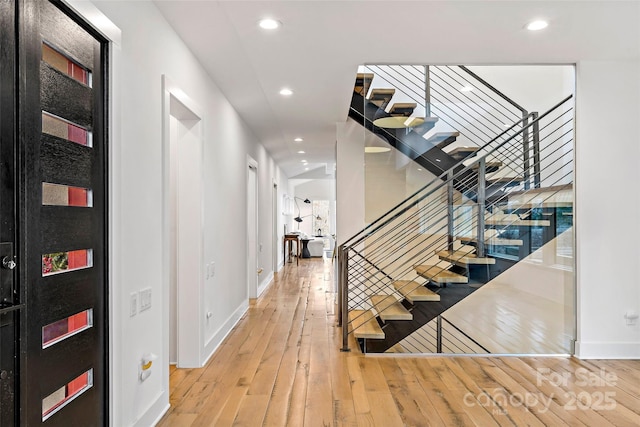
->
(158, 258, 639, 427)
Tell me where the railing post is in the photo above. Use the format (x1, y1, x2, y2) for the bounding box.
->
(339, 246, 350, 352)
(476, 158, 486, 257)
(522, 111, 531, 190)
(531, 112, 541, 188)
(424, 65, 431, 117)
(436, 315, 442, 353)
(447, 170, 454, 251)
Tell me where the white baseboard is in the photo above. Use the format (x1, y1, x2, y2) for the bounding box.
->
(257, 272, 274, 298)
(202, 300, 249, 366)
(133, 391, 169, 427)
(575, 341, 640, 359)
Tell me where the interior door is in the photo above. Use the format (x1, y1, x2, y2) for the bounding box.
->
(16, 0, 108, 425)
(0, 0, 19, 424)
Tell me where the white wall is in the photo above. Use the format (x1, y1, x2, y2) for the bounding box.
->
(575, 60, 640, 359)
(336, 120, 365, 246)
(78, 1, 288, 425)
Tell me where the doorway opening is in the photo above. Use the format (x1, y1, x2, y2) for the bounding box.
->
(163, 76, 203, 370)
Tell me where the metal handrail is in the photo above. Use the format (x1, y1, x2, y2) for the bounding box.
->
(458, 66, 527, 113)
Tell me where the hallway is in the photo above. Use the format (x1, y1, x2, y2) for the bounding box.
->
(158, 258, 639, 426)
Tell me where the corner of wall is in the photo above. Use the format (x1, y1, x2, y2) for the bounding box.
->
(202, 299, 249, 366)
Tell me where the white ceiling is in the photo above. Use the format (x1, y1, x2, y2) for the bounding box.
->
(153, 0, 640, 178)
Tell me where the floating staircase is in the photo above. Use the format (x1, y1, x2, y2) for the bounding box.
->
(340, 66, 574, 353)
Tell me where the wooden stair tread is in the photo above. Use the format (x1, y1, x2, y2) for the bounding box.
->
(368, 88, 395, 109)
(447, 146, 479, 156)
(437, 250, 496, 265)
(472, 161, 503, 171)
(348, 310, 385, 339)
(388, 103, 417, 117)
(370, 295, 412, 321)
(488, 176, 523, 186)
(485, 218, 551, 226)
(427, 131, 459, 149)
(458, 236, 524, 246)
(393, 280, 440, 303)
(413, 265, 468, 284)
(368, 88, 395, 100)
(354, 72, 374, 96)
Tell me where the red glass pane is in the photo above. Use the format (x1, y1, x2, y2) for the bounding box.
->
(42, 369, 93, 419)
(42, 249, 92, 276)
(42, 309, 93, 348)
(42, 42, 90, 86)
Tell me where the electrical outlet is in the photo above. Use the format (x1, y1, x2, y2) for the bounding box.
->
(139, 288, 152, 312)
(129, 292, 138, 317)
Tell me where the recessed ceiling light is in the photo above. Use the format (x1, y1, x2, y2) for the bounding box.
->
(435, 159, 441, 162)
(460, 86, 473, 92)
(294, 137, 303, 142)
(417, 168, 423, 171)
(297, 150, 305, 154)
(305, 167, 309, 171)
(526, 20, 548, 31)
(301, 159, 307, 163)
(279, 88, 293, 96)
(365, 147, 391, 154)
(258, 18, 281, 30)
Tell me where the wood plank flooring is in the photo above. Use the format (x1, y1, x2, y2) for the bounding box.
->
(158, 258, 640, 427)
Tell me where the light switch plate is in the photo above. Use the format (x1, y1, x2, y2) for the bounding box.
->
(129, 292, 138, 317)
(139, 288, 152, 312)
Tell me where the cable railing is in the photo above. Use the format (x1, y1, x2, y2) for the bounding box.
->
(340, 95, 573, 353)
(396, 316, 491, 354)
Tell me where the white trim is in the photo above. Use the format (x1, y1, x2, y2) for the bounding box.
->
(246, 156, 259, 300)
(202, 300, 249, 365)
(257, 272, 274, 298)
(63, 0, 122, 46)
(575, 341, 640, 359)
(131, 393, 169, 427)
(162, 75, 204, 371)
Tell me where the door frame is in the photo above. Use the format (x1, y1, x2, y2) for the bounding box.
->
(246, 157, 259, 300)
(162, 75, 205, 371)
(272, 180, 279, 273)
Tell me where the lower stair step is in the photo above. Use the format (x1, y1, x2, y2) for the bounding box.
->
(437, 250, 496, 265)
(447, 146, 479, 159)
(393, 280, 440, 303)
(413, 265, 468, 284)
(388, 102, 417, 117)
(458, 236, 524, 246)
(370, 295, 412, 321)
(348, 310, 385, 339)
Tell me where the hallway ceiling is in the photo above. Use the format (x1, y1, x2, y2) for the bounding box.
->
(153, 0, 640, 178)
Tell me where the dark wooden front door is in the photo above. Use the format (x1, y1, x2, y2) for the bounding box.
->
(1, 1, 108, 424)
